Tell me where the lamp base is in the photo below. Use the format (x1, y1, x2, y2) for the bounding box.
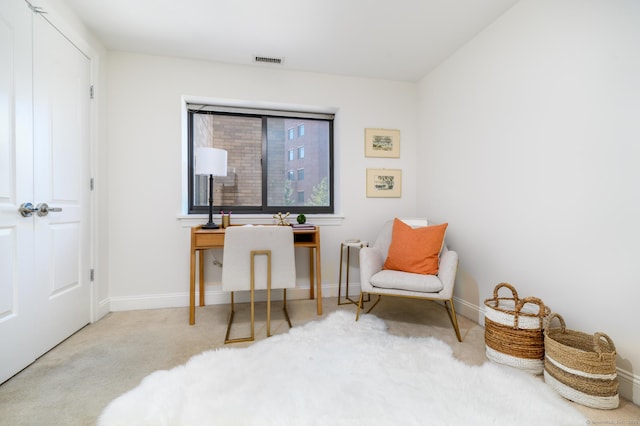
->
(202, 222, 220, 230)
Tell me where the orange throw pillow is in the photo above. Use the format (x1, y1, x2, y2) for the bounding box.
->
(383, 219, 448, 275)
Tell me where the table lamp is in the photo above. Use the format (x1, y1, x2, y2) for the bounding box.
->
(195, 147, 228, 229)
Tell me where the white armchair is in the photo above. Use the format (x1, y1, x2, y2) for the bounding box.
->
(357, 218, 462, 342)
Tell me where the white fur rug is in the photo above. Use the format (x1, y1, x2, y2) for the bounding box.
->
(99, 311, 585, 426)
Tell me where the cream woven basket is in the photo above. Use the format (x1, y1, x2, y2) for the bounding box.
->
(484, 283, 550, 375)
(543, 313, 619, 409)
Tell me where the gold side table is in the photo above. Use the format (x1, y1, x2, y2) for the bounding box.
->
(338, 240, 369, 306)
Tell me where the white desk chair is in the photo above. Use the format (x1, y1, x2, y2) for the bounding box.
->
(222, 226, 296, 343)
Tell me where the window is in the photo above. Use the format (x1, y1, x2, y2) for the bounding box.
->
(188, 105, 334, 214)
(298, 124, 305, 137)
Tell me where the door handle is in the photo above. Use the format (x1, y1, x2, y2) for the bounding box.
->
(35, 203, 63, 217)
(19, 202, 38, 217)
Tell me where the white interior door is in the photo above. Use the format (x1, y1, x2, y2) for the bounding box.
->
(0, 1, 91, 384)
(32, 11, 91, 356)
(0, 0, 37, 384)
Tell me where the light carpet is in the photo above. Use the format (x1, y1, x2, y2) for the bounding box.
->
(98, 311, 586, 426)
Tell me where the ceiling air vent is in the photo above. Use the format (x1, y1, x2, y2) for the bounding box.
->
(254, 55, 284, 65)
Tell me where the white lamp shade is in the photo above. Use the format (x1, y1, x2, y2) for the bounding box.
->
(195, 147, 227, 176)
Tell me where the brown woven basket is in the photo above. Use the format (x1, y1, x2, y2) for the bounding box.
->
(544, 313, 619, 409)
(484, 283, 550, 374)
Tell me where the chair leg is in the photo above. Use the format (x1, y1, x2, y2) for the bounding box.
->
(282, 289, 292, 328)
(366, 294, 382, 314)
(225, 252, 264, 344)
(444, 298, 463, 342)
(355, 292, 364, 321)
(356, 293, 382, 321)
(254, 250, 275, 338)
(226, 249, 292, 343)
(224, 292, 236, 342)
(225, 285, 256, 344)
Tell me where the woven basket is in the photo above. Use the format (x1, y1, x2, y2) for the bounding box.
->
(484, 283, 550, 375)
(544, 313, 619, 409)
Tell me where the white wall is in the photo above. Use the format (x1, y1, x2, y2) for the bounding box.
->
(418, 0, 640, 403)
(106, 52, 418, 308)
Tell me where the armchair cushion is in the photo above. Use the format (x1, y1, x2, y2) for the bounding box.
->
(383, 219, 448, 275)
(370, 270, 444, 293)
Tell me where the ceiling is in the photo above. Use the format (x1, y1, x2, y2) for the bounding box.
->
(57, 0, 518, 82)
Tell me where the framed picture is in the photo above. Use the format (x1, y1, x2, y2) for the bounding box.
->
(366, 168, 402, 198)
(365, 128, 400, 158)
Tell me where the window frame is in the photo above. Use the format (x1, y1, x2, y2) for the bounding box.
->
(187, 105, 334, 215)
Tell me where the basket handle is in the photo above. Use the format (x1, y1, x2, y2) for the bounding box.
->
(545, 312, 566, 332)
(514, 297, 547, 328)
(492, 282, 519, 308)
(593, 332, 617, 355)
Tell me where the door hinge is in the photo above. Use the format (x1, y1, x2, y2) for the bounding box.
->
(90, 178, 94, 191)
(26, 2, 46, 14)
(90, 85, 95, 99)
(90, 269, 95, 282)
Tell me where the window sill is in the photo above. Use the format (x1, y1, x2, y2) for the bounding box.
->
(177, 213, 344, 228)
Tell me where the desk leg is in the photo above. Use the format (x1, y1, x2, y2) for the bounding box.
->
(308, 249, 315, 300)
(199, 250, 205, 306)
(315, 246, 322, 315)
(189, 249, 196, 325)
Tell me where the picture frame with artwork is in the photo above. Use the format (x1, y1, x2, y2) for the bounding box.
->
(366, 168, 402, 198)
(364, 128, 400, 158)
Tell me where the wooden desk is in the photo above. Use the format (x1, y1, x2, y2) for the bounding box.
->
(189, 225, 322, 324)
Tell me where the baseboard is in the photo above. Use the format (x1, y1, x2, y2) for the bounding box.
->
(108, 283, 348, 312)
(452, 296, 484, 324)
(616, 365, 640, 406)
(94, 298, 111, 321)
